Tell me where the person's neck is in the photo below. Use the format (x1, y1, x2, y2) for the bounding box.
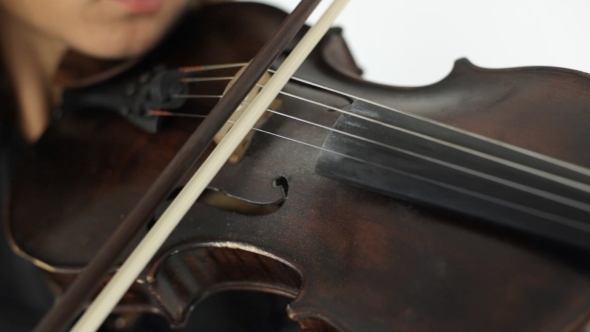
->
(0, 11, 67, 142)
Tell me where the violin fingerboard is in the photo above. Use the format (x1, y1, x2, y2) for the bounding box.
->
(315, 100, 590, 250)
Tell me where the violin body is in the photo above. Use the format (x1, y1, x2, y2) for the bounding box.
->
(7, 3, 590, 331)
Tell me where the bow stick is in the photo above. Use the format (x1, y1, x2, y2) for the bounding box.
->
(34, 0, 350, 331)
(71, 1, 349, 330)
(33, 0, 322, 331)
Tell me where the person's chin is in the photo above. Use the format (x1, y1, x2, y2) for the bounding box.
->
(75, 0, 187, 58)
(69, 37, 156, 60)
(108, 0, 167, 15)
(69, 19, 172, 59)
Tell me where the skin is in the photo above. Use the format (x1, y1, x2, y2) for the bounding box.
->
(0, 0, 192, 141)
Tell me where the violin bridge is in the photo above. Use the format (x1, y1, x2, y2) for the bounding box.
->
(213, 70, 281, 163)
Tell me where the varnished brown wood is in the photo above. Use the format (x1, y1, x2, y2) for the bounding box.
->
(30, 1, 320, 331)
(7, 2, 590, 331)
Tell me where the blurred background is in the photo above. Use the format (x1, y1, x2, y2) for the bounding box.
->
(239, 0, 590, 86)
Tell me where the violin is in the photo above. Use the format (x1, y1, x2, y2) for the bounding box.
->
(6, 1, 590, 331)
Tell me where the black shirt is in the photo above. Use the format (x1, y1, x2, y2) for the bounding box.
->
(0, 130, 54, 331)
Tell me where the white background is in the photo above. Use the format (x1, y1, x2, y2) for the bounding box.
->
(238, 0, 590, 86)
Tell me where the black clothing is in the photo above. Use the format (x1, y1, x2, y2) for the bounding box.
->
(0, 139, 54, 331)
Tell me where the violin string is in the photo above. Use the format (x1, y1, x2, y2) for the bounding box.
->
(178, 63, 250, 73)
(176, 75, 590, 198)
(179, 63, 248, 74)
(179, 65, 590, 190)
(252, 129, 590, 232)
(150, 96, 590, 214)
(270, 67, 590, 179)
(181, 76, 235, 83)
(150, 109, 590, 232)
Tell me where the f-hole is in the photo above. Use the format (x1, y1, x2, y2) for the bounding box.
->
(148, 176, 289, 230)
